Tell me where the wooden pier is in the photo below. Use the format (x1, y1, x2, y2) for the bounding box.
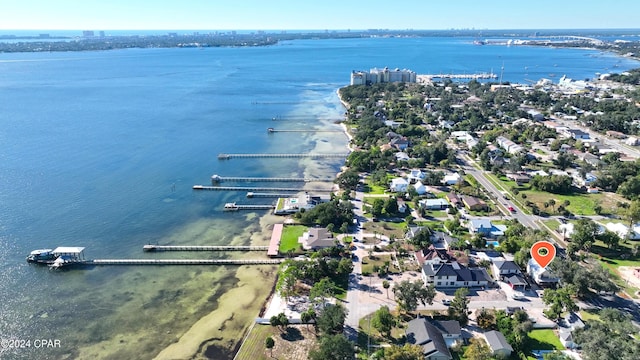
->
(217, 153, 348, 160)
(193, 185, 333, 192)
(267, 128, 343, 133)
(247, 192, 297, 198)
(224, 202, 275, 211)
(211, 175, 334, 183)
(89, 259, 283, 266)
(143, 245, 269, 252)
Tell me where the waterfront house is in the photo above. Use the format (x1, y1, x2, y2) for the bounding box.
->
(406, 317, 462, 359)
(298, 227, 336, 250)
(483, 330, 513, 358)
(390, 177, 409, 192)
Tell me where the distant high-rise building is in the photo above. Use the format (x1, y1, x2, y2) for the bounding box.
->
(350, 67, 416, 85)
(82, 30, 94, 37)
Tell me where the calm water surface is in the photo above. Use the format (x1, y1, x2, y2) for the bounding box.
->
(0, 37, 637, 359)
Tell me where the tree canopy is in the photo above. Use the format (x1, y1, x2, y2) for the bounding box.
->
(392, 280, 436, 313)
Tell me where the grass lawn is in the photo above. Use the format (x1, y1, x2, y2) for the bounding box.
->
(425, 210, 449, 218)
(279, 225, 307, 253)
(362, 221, 407, 240)
(364, 182, 388, 195)
(361, 254, 400, 274)
(542, 219, 561, 231)
(234, 324, 317, 360)
(357, 311, 405, 350)
(580, 309, 601, 322)
(523, 329, 565, 357)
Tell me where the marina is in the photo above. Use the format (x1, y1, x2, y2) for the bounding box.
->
(217, 153, 348, 160)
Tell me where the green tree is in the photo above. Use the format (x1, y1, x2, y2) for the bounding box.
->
(335, 168, 360, 191)
(448, 287, 470, 326)
(626, 199, 640, 236)
(543, 352, 572, 360)
(573, 308, 640, 360)
(383, 344, 424, 360)
(476, 308, 495, 330)
(265, 336, 275, 357)
(383, 280, 391, 298)
(301, 308, 316, 331)
(463, 337, 492, 360)
(542, 287, 578, 321)
(392, 280, 436, 313)
(276, 264, 298, 301)
(308, 334, 356, 360)
(317, 304, 347, 335)
(371, 306, 395, 338)
(568, 218, 599, 256)
(310, 278, 335, 306)
(269, 312, 289, 333)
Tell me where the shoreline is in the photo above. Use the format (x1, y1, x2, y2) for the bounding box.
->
(154, 87, 352, 360)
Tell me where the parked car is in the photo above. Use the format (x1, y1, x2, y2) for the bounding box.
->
(511, 291, 526, 300)
(441, 299, 451, 305)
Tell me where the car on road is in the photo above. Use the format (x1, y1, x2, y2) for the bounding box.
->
(508, 206, 516, 213)
(441, 299, 451, 305)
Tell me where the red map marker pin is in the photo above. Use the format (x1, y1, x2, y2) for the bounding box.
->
(530, 241, 556, 268)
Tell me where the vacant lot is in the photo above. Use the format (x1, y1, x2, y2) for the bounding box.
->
(235, 324, 317, 360)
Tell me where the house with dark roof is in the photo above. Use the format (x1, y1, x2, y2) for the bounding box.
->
(483, 330, 513, 358)
(462, 196, 487, 211)
(406, 317, 462, 359)
(414, 245, 455, 266)
(390, 136, 410, 150)
(491, 260, 522, 281)
(421, 262, 491, 288)
(431, 231, 457, 250)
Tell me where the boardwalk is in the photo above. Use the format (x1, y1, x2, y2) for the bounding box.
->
(193, 185, 333, 192)
(267, 224, 283, 257)
(211, 175, 334, 183)
(217, 153, 348, 160)
(142, 245, 269, 252)
(90, 259, 283, 265)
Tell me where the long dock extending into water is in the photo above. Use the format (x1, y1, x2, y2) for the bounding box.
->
(247, 192, 295, 198)
(193, 185, 332, 192)
(224, 202, 275, 211)
(143, 245, 269, 252)
(267, 128, 343, 133)
(218, 153, 348, 160)
(89, 259, 283, 266)
(211, 175, 334, 183)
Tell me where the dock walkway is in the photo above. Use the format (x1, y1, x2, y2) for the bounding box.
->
(267, 224, 283, 257)
(211, 175, 334, 183)
(218, 153, 348, 160)
(193, 185, 333, 192)
(90, 259, 283, 265)
(143, 245, 269, 252)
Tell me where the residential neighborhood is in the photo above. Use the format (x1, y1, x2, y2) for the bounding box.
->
(239, 68, 640, 360)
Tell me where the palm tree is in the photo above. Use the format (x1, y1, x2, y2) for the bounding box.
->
(548, 198, 556, 213)
(383, 280, 391, 298)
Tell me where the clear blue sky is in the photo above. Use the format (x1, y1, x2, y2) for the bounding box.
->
(1, 0, 639, 31)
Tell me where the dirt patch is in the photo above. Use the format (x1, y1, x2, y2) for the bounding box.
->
(617, 266, 640, 288)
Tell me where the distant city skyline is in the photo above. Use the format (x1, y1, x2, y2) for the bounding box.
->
(2, 0, 640, 31)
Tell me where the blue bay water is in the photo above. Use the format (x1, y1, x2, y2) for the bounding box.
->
(0, 37, 637, 359)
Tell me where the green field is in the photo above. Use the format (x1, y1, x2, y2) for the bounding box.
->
(279, 225, 307, 253)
